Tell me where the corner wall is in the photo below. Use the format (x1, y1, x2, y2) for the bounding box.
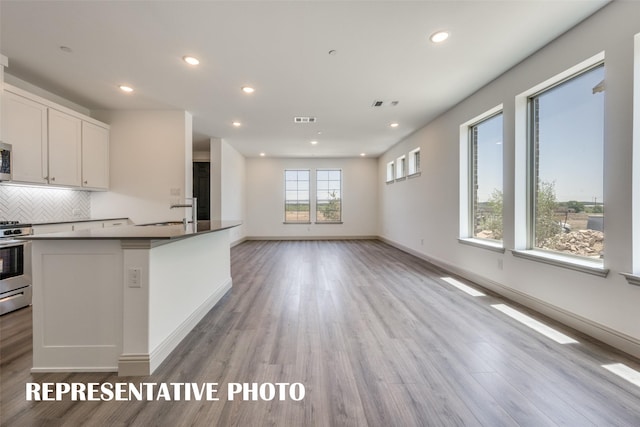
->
(91, 110, 193, 224)
(378, 1, 640, 357)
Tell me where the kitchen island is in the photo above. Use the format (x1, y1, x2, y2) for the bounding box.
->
(23, 220, 241, 376)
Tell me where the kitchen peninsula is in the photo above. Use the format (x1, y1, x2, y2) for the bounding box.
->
(23, 221, 241, 376)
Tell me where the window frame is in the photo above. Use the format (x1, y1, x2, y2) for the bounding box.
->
(458, 104, 505, 252)
(396, 155, 406, 180)
(283, 169, 311, 224)
(315, 168, 343, 224)
(408, 148, 421, 177)
(513, 51, 608, 276)
(386, 161, 395, 183)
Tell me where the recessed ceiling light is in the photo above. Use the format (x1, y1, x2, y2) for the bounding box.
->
(241, 86, 255, 94)
(59, 46, 73, 53)
(430, 31, 449, 43)
(310, 140, 318, 145)
(360, 153, 366, 157)
(119, 85, 134, 93)
(328, 50, 337, 55)
(183, 56, 200, 65)
(232, 121, 242, 127)
(260, 152, 266, 157)
(390, 122, 399, 128)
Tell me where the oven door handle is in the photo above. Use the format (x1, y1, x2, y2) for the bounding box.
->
(0, 240, 24, 248)
(0, 291, 25, 303)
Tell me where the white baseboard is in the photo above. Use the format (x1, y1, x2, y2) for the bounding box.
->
(231, 236, 247, 247)
(31, 366, 117, 373)
(118, 278, 232, 376)
(246, 235, 377, 241)
(379, 236, 640, 360)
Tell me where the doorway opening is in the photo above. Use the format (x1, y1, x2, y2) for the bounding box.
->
(193, 162, 210, 220)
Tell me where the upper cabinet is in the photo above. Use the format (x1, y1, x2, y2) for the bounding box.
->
(2, 90, 48, 184)
(1, 84, 109, 190)
(48, 108, 82, 187)
(81, 121, 109, 190)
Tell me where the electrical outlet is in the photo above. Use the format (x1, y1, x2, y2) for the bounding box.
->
(497, 259, 503, 270)
(421, 238, 424, 246)
(72, 209, 81, 217)
(128, 268, 141, 288)
(170, 187, 181, 196)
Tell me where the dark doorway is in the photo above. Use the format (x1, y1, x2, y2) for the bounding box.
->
(193, 162, 210, 220)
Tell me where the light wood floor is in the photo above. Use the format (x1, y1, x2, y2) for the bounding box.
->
(2, 240, 640, 426)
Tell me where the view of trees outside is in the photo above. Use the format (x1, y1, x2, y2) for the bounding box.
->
(472, 113, 503, 241)
(316, 170, 341, 222)
(472, 65, 605, 259)
(533, 64, 605, 259)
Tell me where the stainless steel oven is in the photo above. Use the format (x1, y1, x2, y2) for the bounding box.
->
(0, 223, 32, 315)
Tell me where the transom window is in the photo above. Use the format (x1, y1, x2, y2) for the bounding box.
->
(386, 161, 395, 182)
(408, 148, 421, 175)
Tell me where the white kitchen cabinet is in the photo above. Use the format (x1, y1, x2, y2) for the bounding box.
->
(48, 108, 82, 187)
(0, 54, 7, 141)
(81, 121, 109, 190)
(2, 84, 109, 189)
(2, 90, 48, 184)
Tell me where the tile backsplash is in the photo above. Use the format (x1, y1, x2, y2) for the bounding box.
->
(0, 185, 90, 223)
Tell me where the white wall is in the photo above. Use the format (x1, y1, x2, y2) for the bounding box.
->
(246, 157, 377, 238)
(221, 140, 247, 243)
(379, 1, 640, 357)
(91, 110, 193, 224)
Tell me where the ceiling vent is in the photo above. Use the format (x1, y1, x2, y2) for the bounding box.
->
(294, 116, 317, 123)
(372, 100, 399, 107)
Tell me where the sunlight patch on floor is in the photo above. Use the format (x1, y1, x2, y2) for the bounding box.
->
(491, 303, 578, 344)
(441, 277, 486, 297)
(602, 363, 640, 388)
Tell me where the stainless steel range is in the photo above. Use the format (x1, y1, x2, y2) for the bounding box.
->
(0, 221, 32, 315)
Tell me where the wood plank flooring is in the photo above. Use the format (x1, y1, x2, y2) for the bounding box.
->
(2, 239, 640, 426)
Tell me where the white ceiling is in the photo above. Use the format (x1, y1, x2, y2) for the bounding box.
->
(1, 0, 608, 157)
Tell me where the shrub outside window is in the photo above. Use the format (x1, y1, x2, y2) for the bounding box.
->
(470, 113, 503, 241)
(316, 169, 342, 223)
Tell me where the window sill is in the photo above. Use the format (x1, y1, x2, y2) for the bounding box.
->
(620, 273, 640, 287)
(458, 238, 505, 253)
(386, 180, 394, 185)
(395, 177, 406, 182)
(511, 249, 608, 277)
(314, 221, 343, 225)
(408, 172, 421, 179)
(283, 222, 312, 225)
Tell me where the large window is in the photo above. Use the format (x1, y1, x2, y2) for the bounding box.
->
(528, 63, 605, 259)
(284, 169, 310, 223)
(470, 113, 503, 241)
(316, 169, 342, 223)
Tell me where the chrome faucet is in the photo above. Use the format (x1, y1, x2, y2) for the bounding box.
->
(170, 197, 198, 231)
